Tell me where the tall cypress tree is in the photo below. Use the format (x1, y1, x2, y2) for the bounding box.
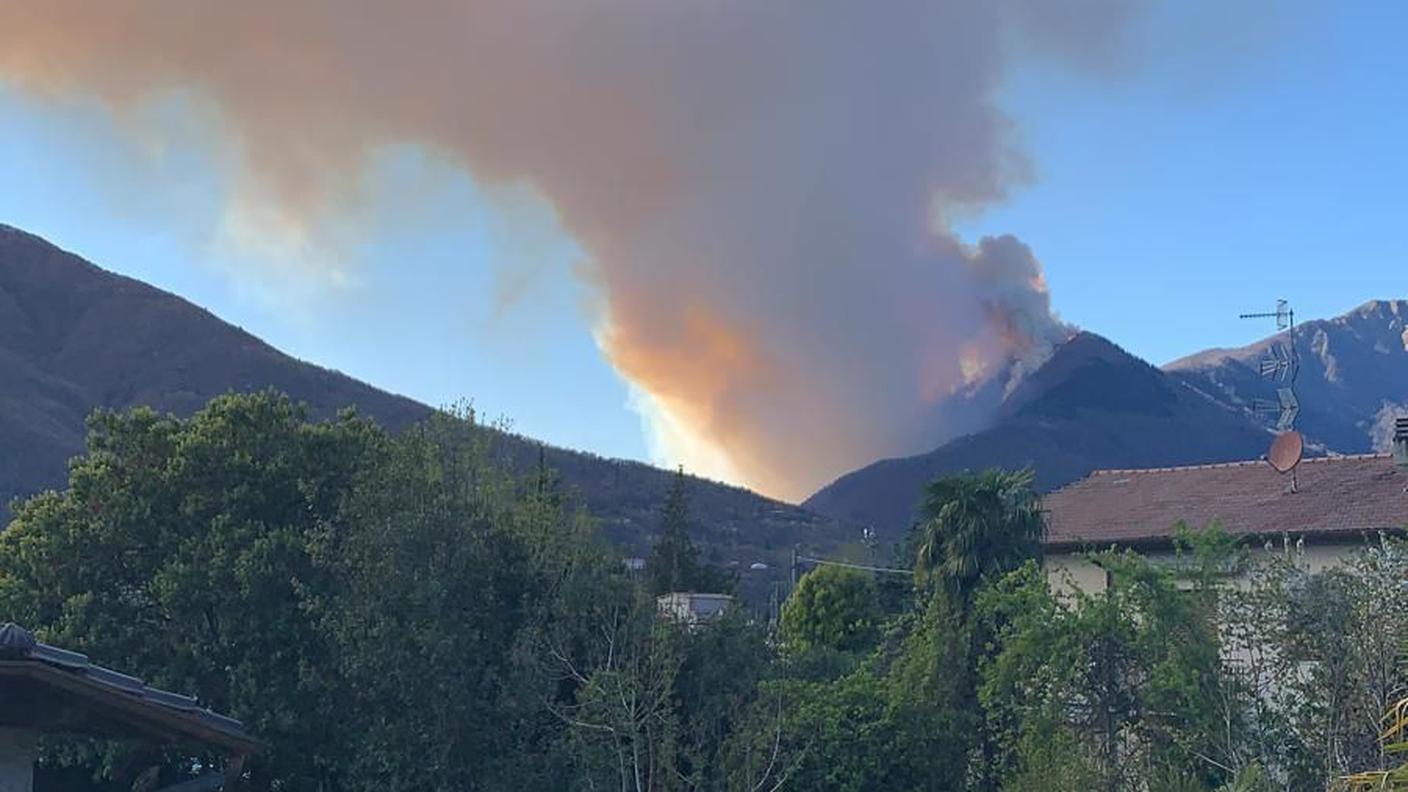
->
(648, 467, 701, 595)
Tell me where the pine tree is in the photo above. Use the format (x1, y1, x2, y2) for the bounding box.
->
(648, 467, 700, 595)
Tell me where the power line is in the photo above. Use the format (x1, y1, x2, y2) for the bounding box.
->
(794, 554, 912, 576)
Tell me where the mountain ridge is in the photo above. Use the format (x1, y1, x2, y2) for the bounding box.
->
(0, 225, 854, 583)
(806, 301, 1408, 535)
(7, 222, 1401, 564)
(1164, 299, 1408, 453)
(803, 330, 1278, 533)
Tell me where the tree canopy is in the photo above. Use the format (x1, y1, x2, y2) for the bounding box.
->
(646, 466, 732, 596)
(3, 398, 1404, 791)
(779, 564, 881, 655)
(912, 468, 1045, 602)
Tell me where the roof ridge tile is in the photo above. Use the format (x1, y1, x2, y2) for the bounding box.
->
(1088, 453, 1393, 477)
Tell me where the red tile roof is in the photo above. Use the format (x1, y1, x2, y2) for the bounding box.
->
(1042, 454, 1408, 550)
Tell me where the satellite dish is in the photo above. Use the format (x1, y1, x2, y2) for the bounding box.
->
(1267, 430, 1304, 474)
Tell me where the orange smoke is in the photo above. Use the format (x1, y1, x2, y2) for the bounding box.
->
(0, 1, 1135, 500)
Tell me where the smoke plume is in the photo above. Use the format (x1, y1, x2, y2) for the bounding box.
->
(0, 1, 1138, 500)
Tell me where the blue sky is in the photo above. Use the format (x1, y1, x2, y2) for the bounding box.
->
(960, 1, 1408, 360)
(0, 92, 644, 459)
(1, 2, 1404, 470)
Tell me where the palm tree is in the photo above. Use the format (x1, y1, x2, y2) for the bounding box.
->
(911, 468, 1045, 603)
(1335, 695, 1408, 791)
(910, 468, 1046, 791)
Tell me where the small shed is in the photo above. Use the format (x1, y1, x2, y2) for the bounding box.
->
(0, 623, 259, 792)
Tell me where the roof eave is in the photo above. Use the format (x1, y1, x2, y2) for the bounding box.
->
(1043, 525, 1408, 555)
(0, 661, 262, 757)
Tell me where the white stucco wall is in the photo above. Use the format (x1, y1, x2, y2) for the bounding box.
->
(0, 728, 37, 792)
(1044, 539, 1370, 597)
(1044, 552, 1110, 597)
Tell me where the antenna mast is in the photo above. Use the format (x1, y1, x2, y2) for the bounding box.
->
(1240, 299, 1303, 489)
(1239, 299, 1299, 431)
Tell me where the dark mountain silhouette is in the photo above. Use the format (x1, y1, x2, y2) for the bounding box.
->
(804, 332, 1274, 535)
(0, 224, 853, 586)
(1165, 299, 1408, 454)
(0, 225, 432, 512)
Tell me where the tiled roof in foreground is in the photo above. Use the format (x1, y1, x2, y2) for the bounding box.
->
(1043, 454, 1408, 550)
(0, 623, 259, 756)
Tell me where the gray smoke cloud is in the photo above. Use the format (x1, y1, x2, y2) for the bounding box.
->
(0, 1, 1141, 499)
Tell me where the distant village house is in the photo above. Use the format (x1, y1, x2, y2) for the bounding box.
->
(656, 592, 733, 626)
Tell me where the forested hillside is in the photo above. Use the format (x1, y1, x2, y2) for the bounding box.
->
(0, 224, 853, 571)
(806, 333, 1272, 533)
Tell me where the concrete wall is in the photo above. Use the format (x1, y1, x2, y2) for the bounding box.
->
(1044, 539, 1369, 597)
(1044, 553, 1109, 598)
(0, 728, 36, 792)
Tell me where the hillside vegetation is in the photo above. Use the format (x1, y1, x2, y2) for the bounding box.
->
(0, 224, 853, 576)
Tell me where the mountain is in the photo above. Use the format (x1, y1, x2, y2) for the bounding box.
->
(1165, 299, 1408, 453)
(0, 224, 853, 584)
(0, 225, 433, 512)
(804, 332, 1274, 534)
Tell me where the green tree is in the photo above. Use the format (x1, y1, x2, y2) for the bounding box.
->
(551, 589, 773, 792)
(977, 555, 1227, 792)
(671, 611, 773, 790)
(912, 468, 1045, 604)
(903, 468, 1047, 788)
(646, 467, 730, 595)
(0, 391, 380, 788)
(309, 410, 613, 790)
(724, 665, 969, 792)
(552, 588, 685, 791)
(1221, 538, 1408, 788)
(0, 394, 631, 791)
(779, 565, 881, 656)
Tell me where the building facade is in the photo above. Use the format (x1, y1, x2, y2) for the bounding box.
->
(656, 592, 733, 626)
(1042, 450, 1408, 595)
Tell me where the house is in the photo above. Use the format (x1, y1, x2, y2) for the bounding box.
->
(1042, 419, 1408, 595)
(656, 592, 733, 626)
(0, 623, 258, 792)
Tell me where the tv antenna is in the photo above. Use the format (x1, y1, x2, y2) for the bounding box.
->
(1240, 299, 1302, 487)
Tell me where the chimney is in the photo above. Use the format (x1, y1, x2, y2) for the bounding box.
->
(1395, 416, 1408, 469)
